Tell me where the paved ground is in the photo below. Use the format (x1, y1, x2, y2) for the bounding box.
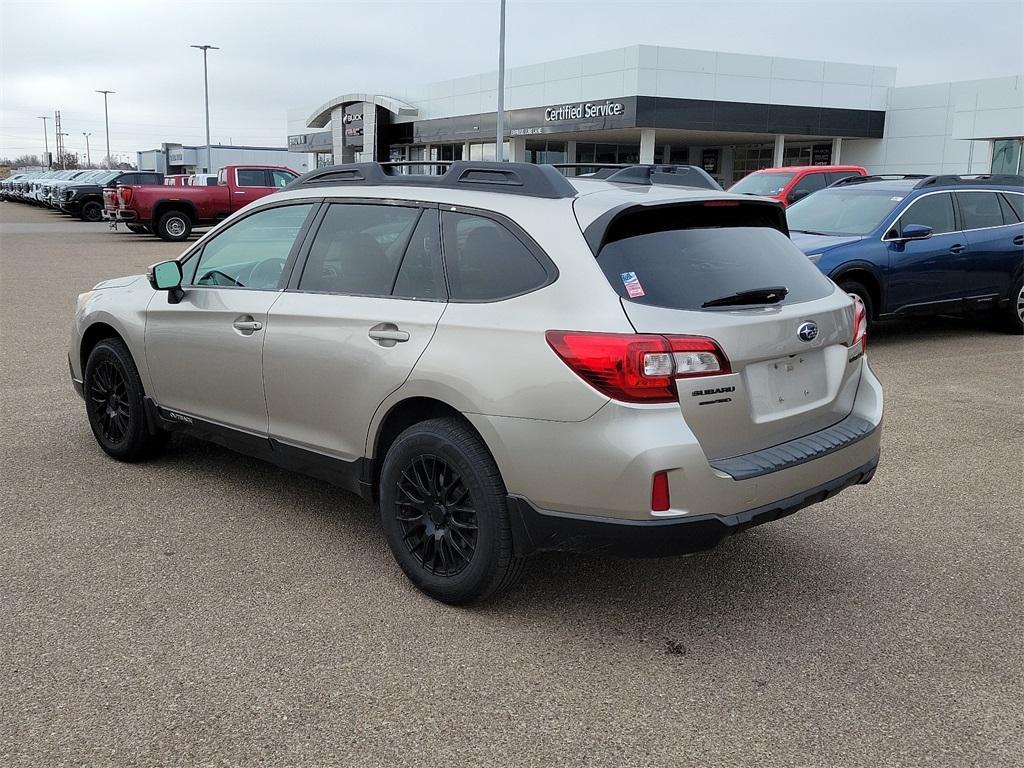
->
(1, 201, 1021, 768)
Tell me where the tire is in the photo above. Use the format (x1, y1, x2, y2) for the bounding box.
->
(126, 224, 150, 234)
(80, 200, 103, 222)
(998, 274, 1024, 334)
(838, 279, 874, 331)
(83, 338, 167, 462)
(379, 417, 527, 604)
(156, 210, 192, 241)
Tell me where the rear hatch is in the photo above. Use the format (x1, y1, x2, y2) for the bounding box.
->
(578, 197, 864, 460)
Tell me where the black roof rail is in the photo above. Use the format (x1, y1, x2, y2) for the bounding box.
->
(285, 160, 578, 199)
(551, 163, 723, 190)
(831, 174, 929, 187)
(913, 173, 1024, 189)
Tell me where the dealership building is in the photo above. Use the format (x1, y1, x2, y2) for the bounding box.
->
(286, 44, 1024, 185)
(137, 142, 304, 176)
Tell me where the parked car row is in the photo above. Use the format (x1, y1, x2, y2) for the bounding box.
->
(2, 164, 298, 238)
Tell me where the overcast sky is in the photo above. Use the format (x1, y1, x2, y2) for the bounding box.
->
(1, 0, 1022, 162)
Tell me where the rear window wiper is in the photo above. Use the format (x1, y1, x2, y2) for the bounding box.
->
(702, 286, 789, 308)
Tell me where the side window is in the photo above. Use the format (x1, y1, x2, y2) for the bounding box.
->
(827, 170, 860, 185)
(956, 192, 1006, 230)
(1001, 193, 1024, 223)
(392, 209, 446, 301)
(189, 204, 314, 289)
(140, 173, 162, 185)
(792, 172, 828, 195)
(270, 170, 296, 188)
(236, 169, 268, 187)
(899, 193, 955, 235)
(442, 212, 550, 301)
(298, 203, 420, 296)
(217, 169, 227, 185)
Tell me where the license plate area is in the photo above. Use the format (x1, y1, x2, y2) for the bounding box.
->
(744, 351, 828, 419)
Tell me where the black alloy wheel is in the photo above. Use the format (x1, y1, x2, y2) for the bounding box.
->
(395, 454, 479, 577)
(88, 360, 131, 445)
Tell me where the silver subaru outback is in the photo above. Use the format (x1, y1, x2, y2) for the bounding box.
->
(69, 161, 883, 604)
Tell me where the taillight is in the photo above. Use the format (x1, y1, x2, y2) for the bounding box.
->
(651, 471, 671, 512)
(545, 331, 730, 404)
(850, 295, 867, 350)
(118, 187, 133, 206)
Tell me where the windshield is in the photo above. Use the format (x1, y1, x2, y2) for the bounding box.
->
(786, 187, 906, 236)
(729, 172, 795, 196)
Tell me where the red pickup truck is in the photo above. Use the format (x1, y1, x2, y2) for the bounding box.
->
(104, 165, 298, 240)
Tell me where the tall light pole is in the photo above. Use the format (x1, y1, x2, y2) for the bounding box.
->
(57, 132, 69, 169)
(37, 116, 50, 166)
(83, 132, 92, 166)
(190, 44, 219, 173)
(95, 90, 114, 167)
(495, 0, 507, 161)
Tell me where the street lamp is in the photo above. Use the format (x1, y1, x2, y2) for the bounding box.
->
(495, 0, 507, 161)
(37, 116, 50, 166)
(95, 90, 114, 167)
(190, 44, 219, 173)
(83, 132, 92, 166)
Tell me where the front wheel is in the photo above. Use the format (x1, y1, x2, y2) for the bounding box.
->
(379, 418, 527, 604)
(156, 210, 192, 241)
(84, 338, 167, 462)
(838, 279, 874, 332)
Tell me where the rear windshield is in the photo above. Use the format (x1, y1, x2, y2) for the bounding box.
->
(597, 225, 834, 311)
(729, 172, 795, 196)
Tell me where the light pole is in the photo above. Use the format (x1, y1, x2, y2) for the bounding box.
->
(83, 132, 92, 166)
(495, 0, 507, 161)
(57, 132, 69, 169)
(37, 116, 50, 166)
(95, 90, 114, 167)
(190, 44, 219, 173)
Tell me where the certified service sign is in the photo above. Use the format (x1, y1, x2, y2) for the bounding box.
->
(544, 101, 626, 122)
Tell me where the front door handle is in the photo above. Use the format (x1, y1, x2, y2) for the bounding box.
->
(232, 316, 263, 334)
(949, 244, 965, 254)
(368, 322, 410, 347)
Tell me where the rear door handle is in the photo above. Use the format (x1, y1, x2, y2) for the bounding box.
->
(1013, 235, 1023, 246)
(949, 244, 965, 254)
(368, 323, 410, 347)
(232, 316, 263, 334)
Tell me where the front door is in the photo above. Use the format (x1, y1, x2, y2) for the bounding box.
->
(264, 202, 447, 461)
(145, 202, 317, 432)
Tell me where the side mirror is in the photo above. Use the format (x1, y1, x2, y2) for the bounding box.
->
(787, 188, 811, 204)
(900, 224, 933, 241)
(148, 260, 185, 303)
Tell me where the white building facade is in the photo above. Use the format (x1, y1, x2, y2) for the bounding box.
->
(137, 143, 307, 176)
(286, 45, 1024, 185)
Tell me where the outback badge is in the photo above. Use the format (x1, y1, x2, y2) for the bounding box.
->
(797, 321, 818, 342)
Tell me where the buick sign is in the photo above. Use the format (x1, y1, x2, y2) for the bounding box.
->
(797, 322, 819, 342)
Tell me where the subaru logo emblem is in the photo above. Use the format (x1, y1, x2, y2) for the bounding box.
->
(797, 322, 818, 342)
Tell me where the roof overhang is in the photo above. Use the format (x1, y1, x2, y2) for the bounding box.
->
(307, 94, 418, 128)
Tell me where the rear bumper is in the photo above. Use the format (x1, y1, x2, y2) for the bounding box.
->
(508, 454, 878, 557)
(102, 208, 137, 221)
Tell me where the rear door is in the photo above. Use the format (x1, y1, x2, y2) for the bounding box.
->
(956, 190, 1024, 300)
(585, 201, 860, 460)
(263, 201, 447, 462)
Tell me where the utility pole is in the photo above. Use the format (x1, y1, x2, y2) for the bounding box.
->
(37, 116, 50, 167)
(190, 44, 219, 173)
(54, 111, 66, 169)
(83, 132, 92, 166)
(495, 0, 507, 161)
(95, 90, 115, 167)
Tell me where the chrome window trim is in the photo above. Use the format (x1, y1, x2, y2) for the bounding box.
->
(880, 188, 1023, 242)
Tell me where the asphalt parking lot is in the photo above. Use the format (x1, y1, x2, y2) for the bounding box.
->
(1, 201, 1021, 767)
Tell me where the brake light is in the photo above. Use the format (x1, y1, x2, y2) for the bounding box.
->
(703, 200, 739, 207)
(118, 187, 133, 206)
(850, 295, 867, 350)
(545, 331, 730, 404)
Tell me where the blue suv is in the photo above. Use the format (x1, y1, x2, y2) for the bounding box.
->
(786, 174, 1024, 333)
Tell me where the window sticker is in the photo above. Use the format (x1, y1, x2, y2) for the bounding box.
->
(620, 271, 645, 298)
(890, 196, 904, 202)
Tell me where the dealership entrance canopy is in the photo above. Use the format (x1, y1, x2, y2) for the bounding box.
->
(287, 45, 1024, 184)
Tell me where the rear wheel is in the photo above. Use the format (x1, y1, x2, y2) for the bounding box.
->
(156, 210, 192, 241)
(84, 338, 167, 462)
(379, 418, 527, 604)
(998, 274, 1024, 334)
(80, 200, 103, 222)
(838, 279, 874, 331)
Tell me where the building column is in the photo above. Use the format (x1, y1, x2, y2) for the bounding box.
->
(331, 105, 346, 163)
(831, 137, 843, 165)
(640, 128, 657, 165)
(773, 134, 785, 167)
(462, 140, 471, 161)
(509, 136, 527, 162)
(361, 103, 377, 163)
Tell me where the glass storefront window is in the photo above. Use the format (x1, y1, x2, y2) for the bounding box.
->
(991, 139, 1023, 174)
(525, 140, 567, 165)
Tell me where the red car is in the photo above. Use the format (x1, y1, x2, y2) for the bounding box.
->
(729, 165, 867, 206)
(106, 165, 297, 240)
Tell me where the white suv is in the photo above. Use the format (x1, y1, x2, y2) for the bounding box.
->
(70, 162, 883, 603)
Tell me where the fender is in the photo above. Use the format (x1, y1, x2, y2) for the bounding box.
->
(829, 258, 888, 314)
